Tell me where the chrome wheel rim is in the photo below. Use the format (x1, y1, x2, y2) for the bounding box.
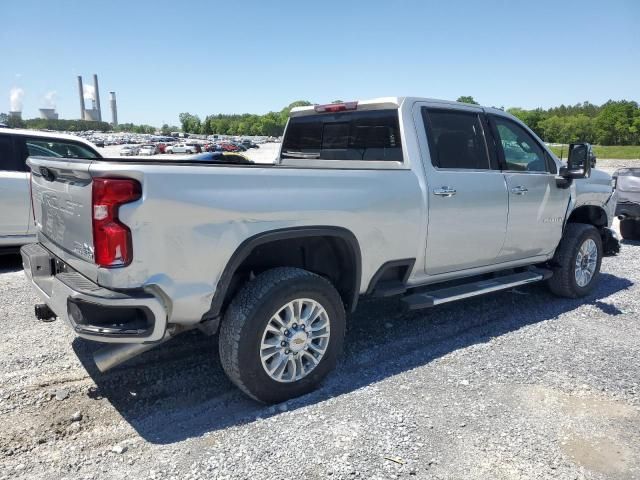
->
(259, 298, 330, 383)
(575, 238, 598, 287)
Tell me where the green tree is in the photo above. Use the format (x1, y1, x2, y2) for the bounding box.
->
(456, 96, 479, 105)
(6, 115, 25, 128)
(160, 124, 171, 135)
(178, 112, 202, 133)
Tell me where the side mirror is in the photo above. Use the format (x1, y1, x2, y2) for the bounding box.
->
(561, 143, 592, 179)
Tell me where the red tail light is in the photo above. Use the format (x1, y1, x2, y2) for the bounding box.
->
(314, 101, 358, 113)
(92, 178, 141, 267)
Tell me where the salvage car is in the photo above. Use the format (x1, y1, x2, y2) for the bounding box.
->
(119, 145, 139, 156)
(614, 168, 640, 240)
(0, 127, 100, 253)
(21, 98, 619, 403)
(137, 144, 158, 156)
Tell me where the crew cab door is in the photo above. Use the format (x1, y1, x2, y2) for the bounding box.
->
(0, 133, 31, 237)
(416, 104, 508, 275)
(488, 114, 569, 261)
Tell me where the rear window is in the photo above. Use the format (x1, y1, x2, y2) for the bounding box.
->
(281, 110, 403, 161)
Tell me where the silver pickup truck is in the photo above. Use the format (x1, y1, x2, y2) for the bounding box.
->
(21, 97, 620, 403)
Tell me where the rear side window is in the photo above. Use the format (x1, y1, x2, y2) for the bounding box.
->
(25, 138, 99, 159)
(422, 108, 490, 169)
(0, 134, 25, 172)
(281, 110, 403, 161)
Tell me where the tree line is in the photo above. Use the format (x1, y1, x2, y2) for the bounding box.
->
(3, 98, 639, 145)
(507, 100, 640, 146)
(178, 101, 312, 137)
(0, 114, 113, 132)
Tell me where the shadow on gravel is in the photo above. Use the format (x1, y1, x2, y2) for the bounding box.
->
(0, 254, 22, 274)
(73, 271, 633, 445)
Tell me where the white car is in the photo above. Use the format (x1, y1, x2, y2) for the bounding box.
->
(138, 145, 158, 156)
(120, 145, 139, 156)
(167, 143, 195, 154)
(0, 127, 100, 252)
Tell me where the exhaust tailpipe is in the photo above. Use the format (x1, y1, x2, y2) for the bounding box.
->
(94, 335, 171, 372)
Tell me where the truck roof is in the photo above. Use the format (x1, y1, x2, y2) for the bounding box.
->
(290, 97, 508, 117)
(0, 127, 100, 151)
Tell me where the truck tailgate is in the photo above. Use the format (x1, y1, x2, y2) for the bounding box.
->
(28, 157, 96, 266)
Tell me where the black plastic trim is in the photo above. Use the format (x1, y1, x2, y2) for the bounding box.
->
(366, 258, 416, 295)
(67, 298, 154, 338)
(208, 226, 362, 318)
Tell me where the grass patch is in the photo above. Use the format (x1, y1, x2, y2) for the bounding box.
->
(548, 145, 640, 160)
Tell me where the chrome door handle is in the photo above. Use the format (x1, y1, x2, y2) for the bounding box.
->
(433, 187, 457, 197)
(511, 186, 528, 195)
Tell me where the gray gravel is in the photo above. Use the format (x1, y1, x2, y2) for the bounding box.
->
(0, 224, 639, 480)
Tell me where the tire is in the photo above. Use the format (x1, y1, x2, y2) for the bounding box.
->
(547, 223, 603, 298)
(620, 218, 640, 240)
(219, 267, 346, 403)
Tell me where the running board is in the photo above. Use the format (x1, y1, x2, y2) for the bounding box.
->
(402, 269, 552, 311)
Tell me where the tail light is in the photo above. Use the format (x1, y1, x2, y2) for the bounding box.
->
(92, 178, 141, 267)
(314, 101, 358, 113)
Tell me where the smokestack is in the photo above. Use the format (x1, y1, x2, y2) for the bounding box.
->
(109, 91, 118, 126)
(77, 76, 86, 120)
(93, 74, 102, 122)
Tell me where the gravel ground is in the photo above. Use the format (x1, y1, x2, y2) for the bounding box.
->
(1, 231, 639, 479)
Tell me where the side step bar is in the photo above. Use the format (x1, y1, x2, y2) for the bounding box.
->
(402, 268, 552, 311)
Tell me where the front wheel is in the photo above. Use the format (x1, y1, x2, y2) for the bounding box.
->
(219, 267, 346, 403)
(547, 223, 603, 298)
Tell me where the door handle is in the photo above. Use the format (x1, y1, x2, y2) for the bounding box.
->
(433, 187, 457, 197)
(510, 186, 528, 195)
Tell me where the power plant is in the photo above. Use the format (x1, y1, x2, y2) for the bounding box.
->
(77, 74, 117, 125)
(6, 75, 118, 125)
(109, 91, 118, 126)
(78, 74, 101, 121)
(39, 108, 58, 120)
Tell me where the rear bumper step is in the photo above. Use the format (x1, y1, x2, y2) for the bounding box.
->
(21, 243, 167, 343)
(402, 268, 552, 311)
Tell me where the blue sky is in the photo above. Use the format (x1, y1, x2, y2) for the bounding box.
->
(3, 0, 639, 125)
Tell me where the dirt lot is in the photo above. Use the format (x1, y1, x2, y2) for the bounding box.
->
(1, 220, 639, 479)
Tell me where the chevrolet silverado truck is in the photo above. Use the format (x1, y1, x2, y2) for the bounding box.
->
(0, 128, 101, 254)
(21, 98, 620, 403)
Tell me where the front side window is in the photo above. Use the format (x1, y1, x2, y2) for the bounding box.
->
(25, 138, 99, 159)
(422, 108, 490, 169)
(492, 116, 548, 172)
(281, 110, 403, 161)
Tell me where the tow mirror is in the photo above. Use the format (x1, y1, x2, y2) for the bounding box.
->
(560, 143, 592, 179)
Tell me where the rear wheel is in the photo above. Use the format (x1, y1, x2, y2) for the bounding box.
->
(620, 218, 640, 240)
(547, 223, 602, 298)
(219, 267, 346, 403)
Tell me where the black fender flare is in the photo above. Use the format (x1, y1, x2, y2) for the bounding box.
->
(208, 226, 362, 319)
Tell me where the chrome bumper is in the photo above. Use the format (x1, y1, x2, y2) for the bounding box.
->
(21, 243, 167, 343)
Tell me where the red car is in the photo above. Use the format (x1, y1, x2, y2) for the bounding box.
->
(219, 142, 240, 152)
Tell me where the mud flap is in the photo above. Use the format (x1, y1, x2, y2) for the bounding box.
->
(602, 227, 621, 256)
